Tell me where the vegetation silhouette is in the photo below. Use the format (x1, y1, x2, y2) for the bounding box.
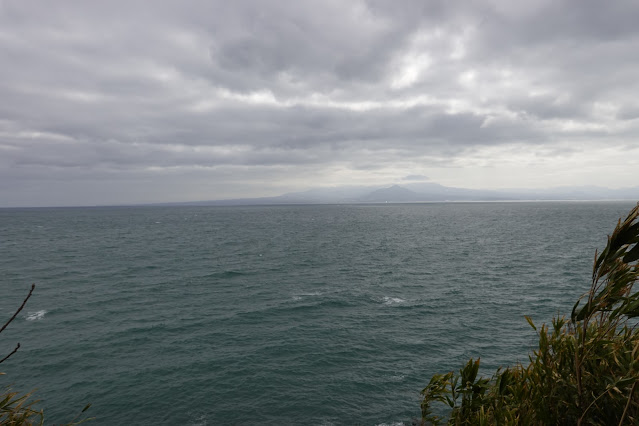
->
(420, 202, 639, 425)
(0, 284, 91, 425)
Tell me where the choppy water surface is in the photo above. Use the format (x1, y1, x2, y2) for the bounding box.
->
(0, 202, 635, 424)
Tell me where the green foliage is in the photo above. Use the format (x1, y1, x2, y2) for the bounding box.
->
(0, 382, 44, 425)
(420, 203, 639, 425)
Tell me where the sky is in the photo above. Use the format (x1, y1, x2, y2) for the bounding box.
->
(1, 0, 639, 207)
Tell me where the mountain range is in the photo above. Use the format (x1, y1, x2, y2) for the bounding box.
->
(156, 182, 639, 206)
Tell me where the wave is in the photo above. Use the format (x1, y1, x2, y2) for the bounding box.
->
(25, 310, 47, 321)
(188, 414, 207, 426)
(292, 291, 322, 301)
(382, 296, 405, 305)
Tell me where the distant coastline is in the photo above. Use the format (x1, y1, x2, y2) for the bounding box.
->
(143, 183, 639, 208)
(2, 182, 638, 209)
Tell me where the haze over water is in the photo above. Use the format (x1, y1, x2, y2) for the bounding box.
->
(0, 201, 635, 424)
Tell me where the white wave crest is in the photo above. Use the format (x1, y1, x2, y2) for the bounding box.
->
(189, 414, 207, 426)
(25, 310, 47, 321)
(382, 296, 405, 305)
(389, 374, 406, 381)
(292, 292, 322, 301)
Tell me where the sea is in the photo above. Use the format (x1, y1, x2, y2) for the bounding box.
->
(0, 201, 636, 425)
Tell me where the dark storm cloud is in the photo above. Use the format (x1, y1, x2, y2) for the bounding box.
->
(1, 0, 639, 206)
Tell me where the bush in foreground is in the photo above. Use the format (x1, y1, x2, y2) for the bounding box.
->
(420, 202, 639, 425)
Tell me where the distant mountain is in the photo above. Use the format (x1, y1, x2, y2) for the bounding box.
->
(360, 185, 422, 202)
(152, 183, 639, 206)
(275, 185, 380, 203)
(399, 182, 512, 201)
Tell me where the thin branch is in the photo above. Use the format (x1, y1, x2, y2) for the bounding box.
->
(0, 284, 35, 335)
(619, 381, 637, 426)
(0, 342, 20, 364)
(579, 384, 618, 425)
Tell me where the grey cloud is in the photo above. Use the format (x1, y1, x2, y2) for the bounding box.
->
(2, 0, 639, 206)
(617, 106, 639, 121)
(506, 94, 589, 120)
(402, 174, 430, 181)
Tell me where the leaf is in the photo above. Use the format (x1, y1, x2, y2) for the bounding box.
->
(525, 315, 537, 331)
(623, 243, 639, 263)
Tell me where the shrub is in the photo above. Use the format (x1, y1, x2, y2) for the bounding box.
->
(420, 202, 639, 425)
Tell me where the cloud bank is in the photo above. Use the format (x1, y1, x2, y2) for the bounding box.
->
(1, 0, 638, 206)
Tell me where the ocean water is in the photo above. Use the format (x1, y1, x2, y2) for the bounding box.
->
(0, 201, 636, 425)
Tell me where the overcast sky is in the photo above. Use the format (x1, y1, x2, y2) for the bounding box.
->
(1, 0, 639, 206)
